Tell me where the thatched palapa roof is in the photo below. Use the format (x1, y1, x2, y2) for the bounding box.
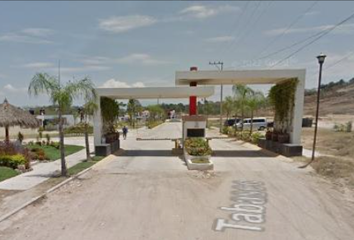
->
(0, 99, 39, 128)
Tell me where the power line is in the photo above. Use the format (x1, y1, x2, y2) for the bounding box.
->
(270, 11, 354, 68)
(219, 1, 262, 57)
(232, 1, 274, 51)
(255, 1, 318, 59)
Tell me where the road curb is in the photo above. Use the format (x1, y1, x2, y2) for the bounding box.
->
(0, 161, 96, 223)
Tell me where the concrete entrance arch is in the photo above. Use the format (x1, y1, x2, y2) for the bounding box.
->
(175, 69, 306, 145)
(93, 86, 214, 147)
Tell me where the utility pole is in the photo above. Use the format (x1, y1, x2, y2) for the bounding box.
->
(209, 61, 224, 133)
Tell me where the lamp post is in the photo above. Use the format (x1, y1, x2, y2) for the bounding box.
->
(312, 53, 326, 158)
(301, 53, 326, 168)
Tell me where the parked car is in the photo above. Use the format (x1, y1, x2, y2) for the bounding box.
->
(224, 118, 240, 127)
(235, 118, 267, 131)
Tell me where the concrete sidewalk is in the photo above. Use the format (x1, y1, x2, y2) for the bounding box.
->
(0, 137, 93, 191)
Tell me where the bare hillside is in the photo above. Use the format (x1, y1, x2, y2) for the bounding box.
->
(304, 81, 354, 116)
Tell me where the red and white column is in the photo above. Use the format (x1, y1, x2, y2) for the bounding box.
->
(189, 66, 198, 116)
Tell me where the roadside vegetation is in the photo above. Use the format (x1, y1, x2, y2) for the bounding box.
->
(67, 156, 103, 175)
(0, 166, 19, 182)
(28, 73, 96, 176)
(26, 143, 84, 161)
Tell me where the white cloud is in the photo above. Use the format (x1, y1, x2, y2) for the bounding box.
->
(115, 53, 170, 65)
(99, 79, 146, 88)
(265, 23, 354, 36)
(132, 82, 145, 87)
(180, 5, 239, 19)
(99, 15, 157, 33)
(205, 36, 235, 43)
(58, 65, 111, 73)
(0, 28, 54, 44)
(21, 28, 54, 37)
(22, 62, 55, 69)
(3, 84, 27, 93)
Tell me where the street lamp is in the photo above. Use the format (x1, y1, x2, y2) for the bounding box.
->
(301, 53, 326, 168)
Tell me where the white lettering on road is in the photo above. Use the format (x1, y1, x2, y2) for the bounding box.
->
(214, 180, 267, 232)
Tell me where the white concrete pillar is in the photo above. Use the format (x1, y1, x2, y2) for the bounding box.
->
(290, 71, 306, 144)
(93, 95, 102, 146)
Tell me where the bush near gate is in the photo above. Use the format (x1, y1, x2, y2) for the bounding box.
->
(184, 138, 212, 156)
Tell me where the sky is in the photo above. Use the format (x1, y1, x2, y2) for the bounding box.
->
(1, 1, 354, 107)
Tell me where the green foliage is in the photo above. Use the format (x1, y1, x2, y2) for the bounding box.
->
(184, 138, 212, 156)
(18, 132, 24, 143)
(27, 144, 84, 161)
(67, 156, 103, 176)
(100, 97, 120, 133)
(333, 121, 352, 132)
(147, 105, 165, 120)
(146, 120, 163, 129)
(223, 96, 236, 119)
(0, 154, 26, 169)
(0, 167, 19, 182)
(250, 132, 264, 144)
(64, 123, 93, 135)
(268, 78, 298, 133)
(127, 99, 142, 127)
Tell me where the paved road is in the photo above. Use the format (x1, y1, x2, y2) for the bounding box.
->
(1, 122, 354, 240)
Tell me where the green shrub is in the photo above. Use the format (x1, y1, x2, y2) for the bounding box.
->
(250, 132, 264, 144)
(0, 154, 26, 169)
(184, 138, 212, 156)
(64, 123, 93, 135)
(146, 120, 163, 129)
(50, 141, 60, 149)
(18, 132, 24, 143)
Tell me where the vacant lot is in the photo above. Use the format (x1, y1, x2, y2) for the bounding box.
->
(302, 127, 354, 159)
(301, 127, 354, 187)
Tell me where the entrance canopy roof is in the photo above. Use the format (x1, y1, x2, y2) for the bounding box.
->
(176, 69, 306, 85)
(96, 86, 214, 99)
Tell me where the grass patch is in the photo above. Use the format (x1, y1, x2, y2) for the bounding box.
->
(0, 167, 19, 182)
(27, 144, 84, 161)
(191, 158, 210, 164)
(68, 156, 104, 176)
(146, 120, 164, 129)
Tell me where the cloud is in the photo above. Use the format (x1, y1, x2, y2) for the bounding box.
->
(58, 65, 111, 73)
(205, 36, 235, 43)
(3, 84, 27, 93)
(99, 15, 157, 33)
(115, 53, 170, 65)
(180, 4, 239, 19)
(0, 28, 54, 44)
(21, 28, 54, 37)
(99, 79, 146, 88)
(265, 23, 354, 36)
(22, 62, 55, 69)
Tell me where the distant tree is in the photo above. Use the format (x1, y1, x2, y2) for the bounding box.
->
(147, 105, 165, 121)
(82, 99, 97, 161)
(246, 91, 266, 134)
(223, 96, 235, 120)
(232, 84, 254, 131)
(127, 99, 142, 128)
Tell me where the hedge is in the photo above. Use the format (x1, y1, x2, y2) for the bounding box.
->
(0, 154, 26, 169)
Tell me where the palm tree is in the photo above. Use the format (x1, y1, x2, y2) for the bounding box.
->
(82, 100, 97, 161)
(127, 99, 142, 128)
(28, 73, 95, 176)
(246, 91, 266, 135)
(232, 84, 254, 132)
(223, 96, 235, 120)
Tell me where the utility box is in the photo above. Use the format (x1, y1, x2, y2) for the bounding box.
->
(182, 115, 207, 146)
